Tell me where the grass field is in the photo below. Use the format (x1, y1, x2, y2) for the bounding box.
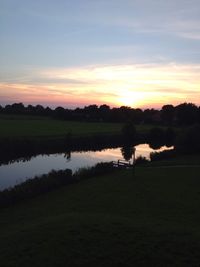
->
(150, 153, 200, 167)
(1, 158, 200, 266)
(0, 114, 155, 139)
(0, 115, 122, 139)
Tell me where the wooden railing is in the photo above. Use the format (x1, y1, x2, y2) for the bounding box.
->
(112, 159, 134, 168)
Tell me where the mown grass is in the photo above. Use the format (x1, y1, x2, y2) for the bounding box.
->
(0, 115, 122, 139)
(149, 153, 200, 167)
(0, 161, 200, 266)
(0, 114, 158, 140)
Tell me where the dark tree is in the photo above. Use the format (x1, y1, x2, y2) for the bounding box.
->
(54, 106, 66, 119)
(175, 103, 198, 125)
(161, 104, 175, 125)
(99, 104, 110, 121)
(35, 105, 45, 116)
(84, 105, 99, 121)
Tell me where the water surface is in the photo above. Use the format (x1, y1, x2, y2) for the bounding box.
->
(0, 144, 172, 190)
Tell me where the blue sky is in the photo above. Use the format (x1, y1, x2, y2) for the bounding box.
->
(0, 0, 200, 108)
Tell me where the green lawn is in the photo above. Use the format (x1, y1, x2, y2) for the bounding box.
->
(0, 115, 122, 139)
(1, 162, 200, 266)
(0, 114, 156, 140)
(150, 153, 200, 167)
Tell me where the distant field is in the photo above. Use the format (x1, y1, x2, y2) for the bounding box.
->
(150, 153, 200, 167)
(0, 114, 154, 139)
(0, 115, 123, 139)
(0, 158, 200, 266)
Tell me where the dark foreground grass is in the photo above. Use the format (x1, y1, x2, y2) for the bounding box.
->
(1, 163, 200, 266)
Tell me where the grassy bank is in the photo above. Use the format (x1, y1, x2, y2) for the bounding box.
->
(0, 158, 200, 266)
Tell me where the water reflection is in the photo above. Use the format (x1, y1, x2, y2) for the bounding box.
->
(121, 146, 135, 161)
(64, 151, 71, 162)
(0, 144, 173, 190)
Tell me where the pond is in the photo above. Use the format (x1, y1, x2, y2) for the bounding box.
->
(0, 144, 173, 190)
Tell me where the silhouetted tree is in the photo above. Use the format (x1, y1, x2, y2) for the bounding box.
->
(45, 106, 53, 116)
(143, 108, 160, 124)
(35, 105, 45, 116)
(161, 105, 175, 125)
(175, 103, 198, 125)
(27, 104, 35, 115)
(99, 104, 110, 121)
(99, 104, 110, 112)
(55, 106, 66, 119)
(84, 105, 99, 121)
(4, 104, 12, 114)
(11, 103, 25, 114)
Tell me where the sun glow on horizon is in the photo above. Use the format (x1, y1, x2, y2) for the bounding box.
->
(117, 91, 146, 107)
(0, 63, 200, 108)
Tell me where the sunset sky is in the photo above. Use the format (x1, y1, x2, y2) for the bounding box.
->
(1, 0, 200, 109)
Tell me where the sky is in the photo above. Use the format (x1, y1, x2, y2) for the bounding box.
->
(0, 0, 200, 109)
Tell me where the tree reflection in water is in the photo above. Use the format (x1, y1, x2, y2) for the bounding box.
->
(121, 146, 135, 162)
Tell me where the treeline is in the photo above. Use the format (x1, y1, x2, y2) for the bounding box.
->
(1, 102, 200, 125)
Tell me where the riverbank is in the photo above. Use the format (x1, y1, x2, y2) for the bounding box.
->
(0, 114, 174, 164)
(0, 156, 200, 266)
